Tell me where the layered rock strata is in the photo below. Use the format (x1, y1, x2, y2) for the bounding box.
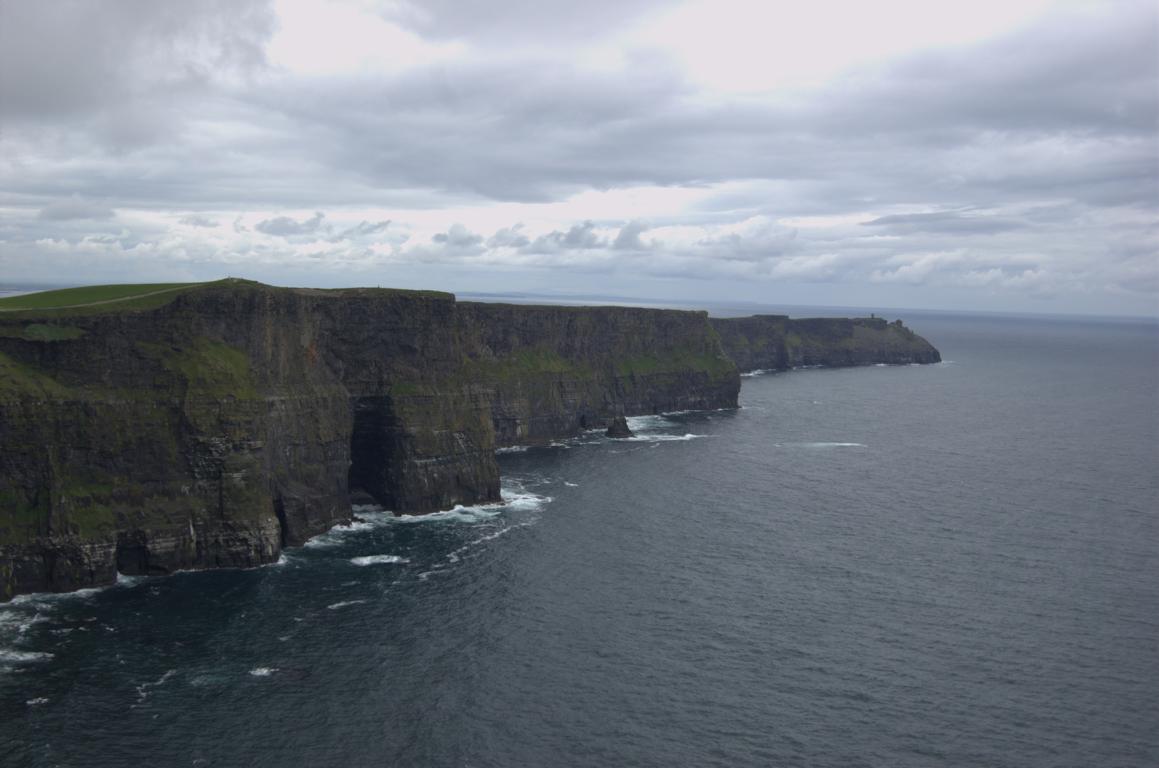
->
(710, 315, 941, 372)
(0, 281, 738, 599)
(0, 282, 941, 600)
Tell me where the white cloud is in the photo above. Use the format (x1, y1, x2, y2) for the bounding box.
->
(0, 0, 1154, 316)
(266, 0, 463, 76)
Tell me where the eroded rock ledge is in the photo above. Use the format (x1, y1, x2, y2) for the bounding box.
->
(0, 280, 938, 600)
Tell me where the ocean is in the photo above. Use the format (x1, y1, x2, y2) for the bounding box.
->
(1, 311, 1157, 767)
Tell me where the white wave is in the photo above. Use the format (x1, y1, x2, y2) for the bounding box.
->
(390, 506, 502, 525)
(740, 368, 773, 377)
(303, 517, 380, 548)
(10, 585, 104, 607)
(495, 445, 529, 454)
(564, 481, 578, 487)
(350, 555, 408, 566)
(26, 697, 49, 706)
(136, 669, 177, 701)
(800, 442, 866, 448)
(625, 414, 677, 431)
(352, 508, 395, 524)
(248, 667, 278, 677)
(391, 486, 551, 525)
(116, 572, 147, 586)
(624, 433, 705, 442)
(0, 609, 48, 638)
(502, 489, 552, 511)
(189, 673, 226, 687)
(326, 599, 367, 610)
(0, 648, 54, 664)
(468, 521, 534, 547)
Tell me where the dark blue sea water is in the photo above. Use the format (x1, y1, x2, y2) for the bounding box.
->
(2, 312, 1157, 767)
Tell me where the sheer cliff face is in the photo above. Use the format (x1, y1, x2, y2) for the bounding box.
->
(456, 303, 739, 446)
(0, 283, 942, 600)
(0, 283, 739, 600)
(710, 315, 942, 372)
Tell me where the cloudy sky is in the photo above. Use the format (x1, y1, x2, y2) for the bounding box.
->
(1, 0, 1156, 315)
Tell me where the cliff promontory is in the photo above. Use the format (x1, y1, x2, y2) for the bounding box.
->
(710, 315, 941, 372)
(0, 280, 939, 600)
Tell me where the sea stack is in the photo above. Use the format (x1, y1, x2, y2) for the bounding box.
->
(605, 415, 634, 438)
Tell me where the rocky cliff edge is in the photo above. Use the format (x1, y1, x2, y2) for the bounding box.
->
(0, 280, 742, 599)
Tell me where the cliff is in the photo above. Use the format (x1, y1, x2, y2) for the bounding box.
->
(0, 280, 738, 599)
(710, 315, 941, 372)
(0, 281, 941, 601)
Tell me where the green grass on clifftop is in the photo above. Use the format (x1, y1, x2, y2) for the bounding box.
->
(0, 282, 199, 309)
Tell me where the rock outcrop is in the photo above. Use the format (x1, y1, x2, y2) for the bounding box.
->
(605, 415, 634, 438)
(0, 281, 941, 601)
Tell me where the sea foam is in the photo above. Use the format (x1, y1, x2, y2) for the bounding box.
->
(0, 649, 54, 664)
(350, 555, 408, 566)
(625, 414, 678, 431)
(624, 433, 705, 442)
(326, 599, 368, 610)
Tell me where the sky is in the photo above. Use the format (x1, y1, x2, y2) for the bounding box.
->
(0, 0, 1156, 316)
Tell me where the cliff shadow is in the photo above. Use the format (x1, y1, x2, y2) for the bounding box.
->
(349, 396, 393, 507)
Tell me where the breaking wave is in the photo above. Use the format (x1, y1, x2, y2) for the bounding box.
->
(304, 512, 386, 548)
(0, 649, 54, 664)
(624, 433, 705, 442)
(135, 669, 177, 702)
(350, 555, 408, 566)
(625, 414, 678, 431)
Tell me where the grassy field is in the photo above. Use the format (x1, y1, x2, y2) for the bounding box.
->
(0, 282, 202, 311)
(0, 279, 454, 319)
